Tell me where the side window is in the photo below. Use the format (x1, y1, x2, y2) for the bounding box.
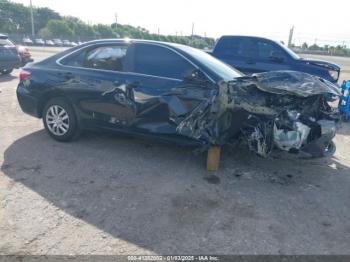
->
(84, 46, 127, 71)
(61, 45, 127, 71)
(241, 39, 258, 58)
(130, 44, 195, 79)
(215, 37, 245, 57)
(257, 41, 285, 60)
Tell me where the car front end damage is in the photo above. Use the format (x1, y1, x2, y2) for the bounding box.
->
(177, 71, 340, 158)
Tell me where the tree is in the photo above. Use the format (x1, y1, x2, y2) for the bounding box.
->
(301, 42, 308, 50)
(34, 7, 61, 34)
(93, 24, 115, 38)
(38, 27, 53, 38)
(46, 19, 73, 38)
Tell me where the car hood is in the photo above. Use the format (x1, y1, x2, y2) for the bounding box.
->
(245, 70, 341, 97)
(299, 58, 340, 71)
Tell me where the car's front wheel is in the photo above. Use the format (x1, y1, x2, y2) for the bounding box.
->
(43, 98, 80, 142)
(1, 69, 13, 75)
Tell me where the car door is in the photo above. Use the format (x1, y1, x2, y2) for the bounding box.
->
(58, 43, 137, 128)
(121, 43, 214, 137)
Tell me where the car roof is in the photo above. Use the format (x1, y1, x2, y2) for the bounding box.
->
(220, 35, 277, 43)
(77, 38, 189, 50)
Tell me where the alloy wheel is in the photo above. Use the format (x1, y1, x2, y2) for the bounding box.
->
(45, 105, 70, 136)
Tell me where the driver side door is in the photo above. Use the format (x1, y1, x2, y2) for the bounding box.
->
(122, 43, 213, 137)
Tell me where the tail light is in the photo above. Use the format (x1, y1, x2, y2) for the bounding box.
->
(19, 69, 31, 80)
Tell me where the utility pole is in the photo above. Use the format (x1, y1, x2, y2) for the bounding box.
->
(114, 13, 118, 37)
(191, 22, 194, 37)
(30, 0, 35, 37)
(288, 26, 294, 48)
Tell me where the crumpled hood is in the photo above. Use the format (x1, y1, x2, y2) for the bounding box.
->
(299, 58, 340, 71)
(242, 70, 342, 97)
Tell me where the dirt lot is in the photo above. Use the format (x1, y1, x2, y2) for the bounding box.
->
(1, 52, 350, 255)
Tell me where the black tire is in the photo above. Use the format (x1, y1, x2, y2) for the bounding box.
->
(42, 97, 80, 142)
(1, 68, 13, 75)
(322, 140, 336, 158)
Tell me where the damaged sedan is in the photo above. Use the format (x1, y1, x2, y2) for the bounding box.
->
(17, 39, 340, 162)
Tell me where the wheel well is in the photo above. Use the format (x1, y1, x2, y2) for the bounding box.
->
(37, 92, 72, 118)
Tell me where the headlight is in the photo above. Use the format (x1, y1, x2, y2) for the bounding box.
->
(328, 69, 339, 81)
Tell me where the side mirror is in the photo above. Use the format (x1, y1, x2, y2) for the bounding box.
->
(269, 51, 285, 63)
(183, 69, 209, 84)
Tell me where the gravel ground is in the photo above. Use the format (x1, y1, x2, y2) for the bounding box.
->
(0, 52, 350, 255)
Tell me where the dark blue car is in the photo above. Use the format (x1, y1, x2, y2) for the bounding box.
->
(17, 39, 339, 159)
(210, 35, 341, 83)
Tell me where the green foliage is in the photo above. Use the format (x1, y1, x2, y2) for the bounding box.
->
(46, 19, 73, 38)
(0, 0, 31, 33)
(0, 0, 215, 49)
(298, 42, 350, 56)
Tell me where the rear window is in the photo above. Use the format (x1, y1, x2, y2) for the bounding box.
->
(215, 37, 260, 58)
(0, 39, 15, 47)
(214, 37, 246, 57)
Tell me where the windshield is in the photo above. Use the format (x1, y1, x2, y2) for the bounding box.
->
(175, 44, 243, 81)
(276, 41, 300, 59)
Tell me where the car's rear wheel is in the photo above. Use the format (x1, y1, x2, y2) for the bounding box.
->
(43, 98, 80, 142)
(1, 69, 13, 75)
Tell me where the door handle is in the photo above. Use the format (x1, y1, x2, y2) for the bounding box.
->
(246, 59, 255, 65)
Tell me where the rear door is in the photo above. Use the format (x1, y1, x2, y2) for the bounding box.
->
(58, 43, 136, 128)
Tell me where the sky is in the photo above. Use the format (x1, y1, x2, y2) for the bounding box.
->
(12, 0, 350, 46)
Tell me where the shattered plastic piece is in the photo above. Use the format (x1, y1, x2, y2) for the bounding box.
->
(273, 122, 310, 151)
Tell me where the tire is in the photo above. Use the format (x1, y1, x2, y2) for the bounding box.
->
(322, 140, 336, 158)
(42, 97, 80, 142)
(1, 68, 13, 75)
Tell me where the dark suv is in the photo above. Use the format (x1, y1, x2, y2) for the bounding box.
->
(0, 34, 21, 75)
(210, 36, 341, 83)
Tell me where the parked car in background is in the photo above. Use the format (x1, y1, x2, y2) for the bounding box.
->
(77, 41, 84, 45)
(0, 34, 21, 74)
(53, 39, 63, 46)
(62, 40, 71, 47)
(16, 39, 339, 158)
(34, 38, 45, 46)
(210, 36, 341, 83)
(0, 34, 21, 75)
(45, 40, 55, 46)
(16, 45, 33, 66)
(22, 37, 33, 46)
(70, 41, 78, 47)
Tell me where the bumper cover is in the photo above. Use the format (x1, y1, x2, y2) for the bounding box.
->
(17, 84, 41, 118)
